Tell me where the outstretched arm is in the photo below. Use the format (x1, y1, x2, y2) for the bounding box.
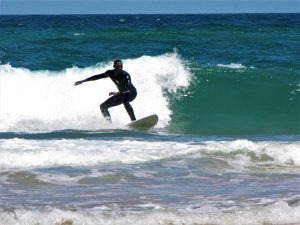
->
(74, 73, 108, 86)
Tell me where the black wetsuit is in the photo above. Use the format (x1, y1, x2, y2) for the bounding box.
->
(84, 69, 137, 121)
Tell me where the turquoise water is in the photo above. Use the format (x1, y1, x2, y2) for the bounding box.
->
(1, 14, 299, 135)
(0, 14, 300, 225)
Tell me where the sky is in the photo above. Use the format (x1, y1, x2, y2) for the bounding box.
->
(1, 0, 299, 15)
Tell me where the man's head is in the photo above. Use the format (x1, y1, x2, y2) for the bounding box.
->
(113, 59, 123, 73)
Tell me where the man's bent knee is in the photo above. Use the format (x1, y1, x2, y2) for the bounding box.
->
(100, 103, 107, 112)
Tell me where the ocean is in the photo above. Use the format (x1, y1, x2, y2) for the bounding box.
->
(0, 14, 299, 225)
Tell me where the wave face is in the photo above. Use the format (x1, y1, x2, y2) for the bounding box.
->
(0, 54, 191, 132)
(1, 54, 299, 134)
(168, 62, 300, 135)
(1, 14, 299, 135)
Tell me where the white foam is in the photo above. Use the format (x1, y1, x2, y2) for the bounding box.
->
(0, 53, 191, 132)
(201, 139, 300, 167)
(0, 138, 299, 170)
(0, 202, 299, 225)
(217, 63, 247, 69)
(73, 33, 85, 36)
(0, 138, 199, 170)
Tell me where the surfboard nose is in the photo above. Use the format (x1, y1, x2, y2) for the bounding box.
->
(127, 114, 158, 131)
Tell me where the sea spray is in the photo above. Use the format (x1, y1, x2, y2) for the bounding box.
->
(0, 53, 191, 132)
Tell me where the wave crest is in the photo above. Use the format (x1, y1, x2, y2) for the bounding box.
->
(0, 53, 191, 132)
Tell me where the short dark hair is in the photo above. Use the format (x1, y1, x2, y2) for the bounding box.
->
(114, 59, 122, 65)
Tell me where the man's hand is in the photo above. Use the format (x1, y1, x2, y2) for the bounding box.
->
(109, 92, 120, 96)
(74, 80, 83, 86)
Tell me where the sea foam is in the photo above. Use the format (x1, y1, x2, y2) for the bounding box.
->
(1, 138, 299, 170)
(0, 203, 299, 225)
(217, 63, 246, 69)
(0, 53, 191, 132)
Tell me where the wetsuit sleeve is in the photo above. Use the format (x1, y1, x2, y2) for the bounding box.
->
(84, 72, 108, 82)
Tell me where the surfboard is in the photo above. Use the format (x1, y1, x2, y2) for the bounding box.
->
(127, 114, 158, 131)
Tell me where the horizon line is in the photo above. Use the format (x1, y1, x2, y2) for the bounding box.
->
(1, 12, 299, 16)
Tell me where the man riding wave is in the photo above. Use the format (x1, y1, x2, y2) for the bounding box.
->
(75, 59, 137, 122)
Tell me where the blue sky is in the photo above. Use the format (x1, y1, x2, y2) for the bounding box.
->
(1, 0, 299, 15)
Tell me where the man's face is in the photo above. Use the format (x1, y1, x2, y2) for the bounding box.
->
(114, 62, 123, 74)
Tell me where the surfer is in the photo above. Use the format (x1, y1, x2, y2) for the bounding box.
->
(74, 59, 137, 122)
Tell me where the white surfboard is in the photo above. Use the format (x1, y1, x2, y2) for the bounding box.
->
(127, 114, 158, 131)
